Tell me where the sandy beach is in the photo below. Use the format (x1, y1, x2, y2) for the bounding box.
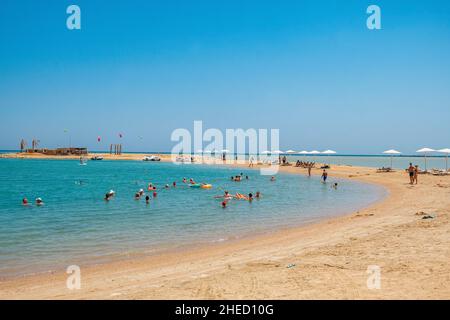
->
(0, 153, 449, 299)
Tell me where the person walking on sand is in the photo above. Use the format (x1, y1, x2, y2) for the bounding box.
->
(408, 163, 415, 185)
(414, 165, 419, 185)
(321, 169, 328, 183)
(308, 165, 312, 177)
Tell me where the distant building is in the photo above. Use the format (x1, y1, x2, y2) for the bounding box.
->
(26, 147, 88, 155)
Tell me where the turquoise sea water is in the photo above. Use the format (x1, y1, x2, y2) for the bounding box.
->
(0, 159, 385, 278)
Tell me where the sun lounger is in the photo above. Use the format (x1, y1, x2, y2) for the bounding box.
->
(377, 167, 394, 173)
(431, 169, 450, 176)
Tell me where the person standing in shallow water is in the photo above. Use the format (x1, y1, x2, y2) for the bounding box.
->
(321, 170, 328, 183)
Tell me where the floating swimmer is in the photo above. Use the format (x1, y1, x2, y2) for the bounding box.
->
(104, 190, 115, 201)
(215, 191, 233, 200)
(235, 193, 249, 200)
(256, 191, 261, 199)
(35, 197, 44, 206)
(22, 198, 29, 206)
(165, 184, 170, 189)
(270, 176, 276, 181)
(145, 195, 150, 204)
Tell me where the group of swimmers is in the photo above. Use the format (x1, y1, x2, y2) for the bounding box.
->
(22, 197, 44, 206)
(216, 190, 262, 208)
(231, 173, 249, 182)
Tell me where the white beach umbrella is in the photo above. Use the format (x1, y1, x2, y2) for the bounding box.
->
(321, 150, 336, 165)
(438, 148, 450, 171)
(416, 148, 435, 171)
(309, 150, 320, 163)
(382, 149, 401, 168)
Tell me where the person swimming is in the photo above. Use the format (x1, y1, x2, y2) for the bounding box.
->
(153, 191, 157, 198)
(270, 176, 276, 181)
(332, 182, 338, 189)
(221, 200, 227, 208)
(22, 198, 29, 206)
(145, 195, 150, 204)
(35, 197, 44, 206)
(165, 184, 170, 189)
(245, 175, 249, 180)
(215, 191, 233, 200)
(189, 178, 196, 184)
(104, 190, 115, 201)
(183, 178, 187, 183)
(231, 176, 235, 181)
(135, 192, 141, 200)
(248, 193, 253, 201)
(255, 191, 261, 199)
(173, 181, 177, 187)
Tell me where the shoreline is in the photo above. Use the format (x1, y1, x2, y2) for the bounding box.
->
(0, 155, 449, 299)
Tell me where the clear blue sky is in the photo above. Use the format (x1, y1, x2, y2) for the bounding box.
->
(1, 0, 449, 153)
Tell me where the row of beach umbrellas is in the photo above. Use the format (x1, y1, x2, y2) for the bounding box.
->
(195, 149, 337, 155)
(383, 148, 450, 171)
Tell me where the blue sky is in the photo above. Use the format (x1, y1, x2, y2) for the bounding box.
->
(0, 0, 449, 153)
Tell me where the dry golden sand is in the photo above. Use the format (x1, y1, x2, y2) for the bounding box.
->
(0, 153, 449, 299)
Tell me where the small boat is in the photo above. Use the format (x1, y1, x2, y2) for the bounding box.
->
(143, 156, 161, 162)
(91, 156, 104, 161)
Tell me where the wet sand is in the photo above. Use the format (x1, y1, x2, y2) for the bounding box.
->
(0, 154, 449, 299)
